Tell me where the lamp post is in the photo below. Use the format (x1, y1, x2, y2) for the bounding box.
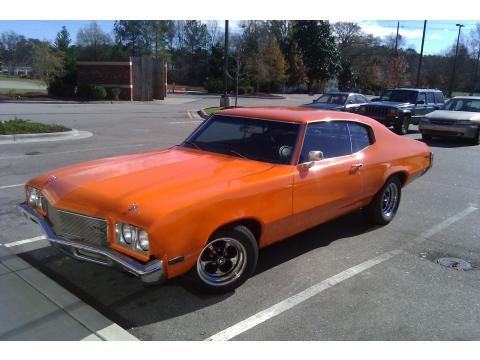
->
(415, 20, 427, 88)
(221, 20, 230, 107)
(448, 23, 464, 98)
(471, 46, 480, 96)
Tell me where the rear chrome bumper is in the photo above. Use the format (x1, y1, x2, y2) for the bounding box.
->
(19, 203, 165, 284)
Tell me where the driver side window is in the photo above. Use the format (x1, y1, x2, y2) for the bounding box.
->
(299, 122, 351, 163)
(417, 93, 426, 104)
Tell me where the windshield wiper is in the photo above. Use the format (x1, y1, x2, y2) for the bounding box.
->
(229, 149, 249, 159)
(184, 140, 202, 151)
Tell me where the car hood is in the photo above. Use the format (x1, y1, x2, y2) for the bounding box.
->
(425, 110, 480, 123)
(367, 101, 411, 108)
(29, 146, 274, 217)
(300, 103, 344, 110)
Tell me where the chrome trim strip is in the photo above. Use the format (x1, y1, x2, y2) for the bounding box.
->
(19, 203, 165, 284)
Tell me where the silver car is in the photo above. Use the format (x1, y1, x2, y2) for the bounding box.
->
(419, 96, 480, 144)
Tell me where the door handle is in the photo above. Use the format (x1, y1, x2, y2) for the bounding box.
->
(350, 163, 363, 174)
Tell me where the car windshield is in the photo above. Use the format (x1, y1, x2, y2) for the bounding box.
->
(315, 94, 347, 105)
(182, 115, 300, 165)
(443, 98, 480, 112)
(380, 90, 417, 103)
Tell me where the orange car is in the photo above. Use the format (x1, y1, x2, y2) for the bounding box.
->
(19, 107, 433, 293)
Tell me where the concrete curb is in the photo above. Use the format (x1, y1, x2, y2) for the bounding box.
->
(0, 244, 138, 341)
(0, 129, 93, 144)
(198, 109, 210, 119)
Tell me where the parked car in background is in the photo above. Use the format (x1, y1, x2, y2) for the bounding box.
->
(419, 96, 480, 144)
(19, 107, 432, 293)
(358, 88, 445, 135)
(301, 92, 370, 112)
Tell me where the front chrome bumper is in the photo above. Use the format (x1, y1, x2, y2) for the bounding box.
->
(19, 203, 165, 284)
(419, 123, 479, 138)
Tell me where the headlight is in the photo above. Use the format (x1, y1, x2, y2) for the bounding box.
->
(115, 222, 149, 253)
(358, 106, 366, 114)
(26, 186, 46, 212)
(388, 108, 398, 117)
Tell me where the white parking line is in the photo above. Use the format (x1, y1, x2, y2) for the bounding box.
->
(0, 183, 23, 190)
(168, 120, 203, 124)
(206, 205, 478, 341)
(4, 235, 46, 248)
(0, 143, 149, 161)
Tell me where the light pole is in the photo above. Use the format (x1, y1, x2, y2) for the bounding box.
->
(471, 46, 480, 95)
(415, 20, 427, 88)
(448, 23, 464, 98)
(222, 20, 230, 107)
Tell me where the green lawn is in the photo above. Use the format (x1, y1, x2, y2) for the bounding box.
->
(203, 106, 222, 115)
(0, 88, 47, 96)
(0, 118, 70, 135)
(451, 91, 480, 97)
(0, 74, 45, 85)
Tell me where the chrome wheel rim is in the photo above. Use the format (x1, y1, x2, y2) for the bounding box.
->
(197, 237, 247, 287)
(382, 182, 398, 218)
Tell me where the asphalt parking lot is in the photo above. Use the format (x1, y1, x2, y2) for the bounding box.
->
(1, 94, 479, 340)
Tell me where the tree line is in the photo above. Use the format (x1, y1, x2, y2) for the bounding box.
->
(1, 20, 479, 97)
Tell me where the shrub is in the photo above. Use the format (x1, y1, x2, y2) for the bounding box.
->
(204, 78, 224, 93)
(76, 84, 107, 100)
(106, 87, 121, 100)
(48, 78, 75, 98)
(76, 84, 93, 99)
(0, 117, 70, 134)
(91, 85, 107, 100)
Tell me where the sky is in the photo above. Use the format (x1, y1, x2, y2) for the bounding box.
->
(0, 20, 478, 55)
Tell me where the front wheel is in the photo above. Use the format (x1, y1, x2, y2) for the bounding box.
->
(422, 133, 433, 141)
(394, 116, 410, 135)
(364, 176, 402, 225)
(188, 225, 258, 293)
(471, 128, 480, 145)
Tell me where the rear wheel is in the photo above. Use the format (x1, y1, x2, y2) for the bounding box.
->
(364, 176, 402, 225)
(188, 225, 258, 293)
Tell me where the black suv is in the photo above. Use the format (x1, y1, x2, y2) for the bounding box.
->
(357, 88, 445, 134)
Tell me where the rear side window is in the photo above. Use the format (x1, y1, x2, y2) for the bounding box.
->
(348, 122, 372, 153)
(426, 92, 435, 104)
(299, 122, 351, 162)
(417, 93, 427, 103)
(434, 92, 444, 104)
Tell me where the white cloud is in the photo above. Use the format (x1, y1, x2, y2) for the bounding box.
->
(358, 21, 423, 39)
(427, 33, 441, 40)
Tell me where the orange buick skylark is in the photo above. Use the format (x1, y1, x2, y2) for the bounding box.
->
(20, 107, 433, 293)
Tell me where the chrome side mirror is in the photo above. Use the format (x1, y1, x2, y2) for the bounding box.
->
(308, 150, 324, 162)
(299, 150, 324, 171)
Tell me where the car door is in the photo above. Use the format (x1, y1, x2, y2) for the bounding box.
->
(292, 121, 364, 232)
(413, 92, 429, 124)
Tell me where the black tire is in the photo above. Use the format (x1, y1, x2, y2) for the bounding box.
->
(393, 115, 410, 135)
(471, 129, 480, 145)
(422, 133, 433, 141)
(364, 176, 402, 225)
(188, 225, 258, 294)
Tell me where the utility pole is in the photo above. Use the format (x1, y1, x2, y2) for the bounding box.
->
(416, 20, 427, 88)
(471, 46, 480, 95)
(222, 20, 230, 107)
(394, 21, 400, 55)
(448, 23, 464, 98)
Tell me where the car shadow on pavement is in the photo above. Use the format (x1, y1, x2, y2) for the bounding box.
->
(18, 210, 378, 330)
(420, 138, 478, 148)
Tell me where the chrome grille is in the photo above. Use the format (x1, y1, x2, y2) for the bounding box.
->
(364, 106, 389, 118)
(430, 119, 455, 126)
(46, 202, 108, 247)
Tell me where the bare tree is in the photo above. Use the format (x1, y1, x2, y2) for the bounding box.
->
(77, 21, 112, 60)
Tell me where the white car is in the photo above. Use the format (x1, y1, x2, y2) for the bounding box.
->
(419, 96, 480, 144)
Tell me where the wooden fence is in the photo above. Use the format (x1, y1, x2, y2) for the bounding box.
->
(132, 57, 167, 101)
